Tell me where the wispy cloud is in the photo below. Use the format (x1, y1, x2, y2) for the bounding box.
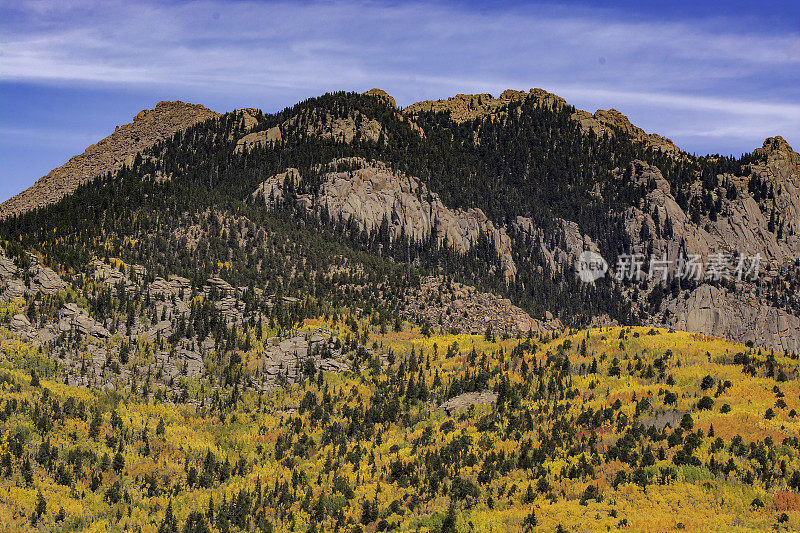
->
(0, 126, 104, 148)
(1, 0, 798, 154)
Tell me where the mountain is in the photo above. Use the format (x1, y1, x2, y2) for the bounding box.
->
(1, 88, 800, 531)
(4, 87, 796, 352)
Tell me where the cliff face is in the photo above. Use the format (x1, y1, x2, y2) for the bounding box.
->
(0, 101, 218, 219)
(248, 134, 800, 353)
(253, 158, 518, 280)
(664, 284, 800, 354)
(614, 137, 800, 353)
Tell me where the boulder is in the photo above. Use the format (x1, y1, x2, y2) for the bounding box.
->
(33, 265, 67, 294)
(10, 314, 31, 332)
(2, 279, 26, 300)
(440, 390, 498, 415)
(205, 277, 235, 296)
(58, 303, 109, 338)
(0, 253, 17, 280)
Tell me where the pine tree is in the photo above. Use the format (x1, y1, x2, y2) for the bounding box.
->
(158, 500, 178, 533)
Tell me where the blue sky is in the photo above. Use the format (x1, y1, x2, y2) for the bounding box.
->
(1, 0, 798, 203)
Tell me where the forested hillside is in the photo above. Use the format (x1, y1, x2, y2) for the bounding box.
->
(2, 90, 798, 350)
(2, 321, 800, 532)
(0, 88, 799, 532)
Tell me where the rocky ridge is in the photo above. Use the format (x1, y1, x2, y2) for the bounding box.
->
(247, 141, 800, 352)
(5, 88, 799, 355)
(0, 101, 218, 219)
(612, 143, 800, 353)
(403, 88, 679, 154)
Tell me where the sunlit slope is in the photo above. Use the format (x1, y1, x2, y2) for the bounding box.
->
(1, 324, 799, 532)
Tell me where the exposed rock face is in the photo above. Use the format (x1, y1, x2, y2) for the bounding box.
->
(0, 252, 17, 280)
(234, 126, 282, 153)
(10, 314, 31, 332)
(440, 390, 498, 415)
(32, 263, 67, 295)
(1, 279, 26, 301)
(664, 285, 800, 354)
(613, 146, 800, 353)
(204, 276, 235, 296)
(253, 158, 517, 280)
(636, 151, 797, 258)
(0, 101, 218, 219)
(235, 89, 421, 152)
(573, 108, 680, 155)
(90, 259, 140, 295)
(260, 329, 349, 390)
(404, 88, 679, 154)
(403, 276, 560, 336)
(238, 108, 260, 130)
(752, 136, 800, 252)
(621, 150, 799, 268)
(292, 112, 385, 144)
(0, 251, 67, 298)
(58, 303, 110, 339)
(514, 216, 602, 277)
(252, 168, 301, 204)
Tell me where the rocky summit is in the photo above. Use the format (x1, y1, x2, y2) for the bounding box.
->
(0, 101, 218, 219)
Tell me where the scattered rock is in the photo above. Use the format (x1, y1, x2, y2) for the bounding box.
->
(403, 276, 558, 336)
(32, 264, 67, 294)
(440, 390, 498, 415)
(259, 329, 347, 390)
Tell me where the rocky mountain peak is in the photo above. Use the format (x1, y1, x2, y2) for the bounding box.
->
(572, 107, 680, 155)
(403, 88, 681, 155)
(753, 135, 800, 184)
(402, 87, 566, 123)
(761, 135, 795, 154)
(0, 100, 218, 220)
(362, 88, 396, 108)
